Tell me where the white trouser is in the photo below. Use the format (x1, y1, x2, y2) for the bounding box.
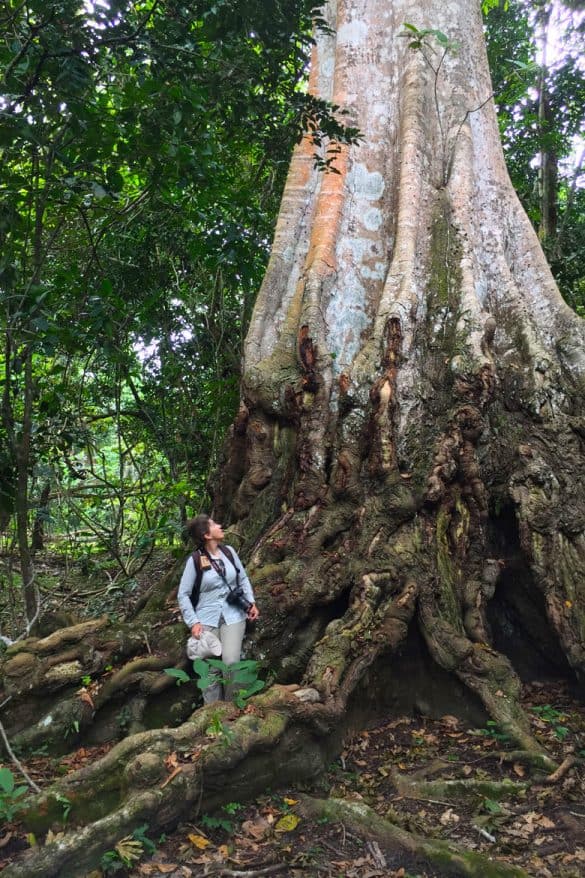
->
(201, 618, 246, 703)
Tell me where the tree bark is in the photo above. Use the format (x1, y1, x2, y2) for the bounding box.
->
(1, 0, 584, 873)
(216, 0, 585, 737)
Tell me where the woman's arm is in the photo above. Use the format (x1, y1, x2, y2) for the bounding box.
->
(177, 556, 199, 628)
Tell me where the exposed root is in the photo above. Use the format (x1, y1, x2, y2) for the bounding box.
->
(543, 754, 581, 784)
(498, 750, 560, 773)
(298, 795, 529, 877)
(2, 688, 333, 877)
(392, 772, 528, 803)
(0, 616, 185, 754)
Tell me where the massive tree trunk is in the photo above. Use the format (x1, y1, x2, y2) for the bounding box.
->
(1, 1, 584, 874)
(217, 0, 585, 725)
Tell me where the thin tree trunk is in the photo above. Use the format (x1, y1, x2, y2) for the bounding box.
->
(15, 348, 36, 620)
(31, 480, 51, 553)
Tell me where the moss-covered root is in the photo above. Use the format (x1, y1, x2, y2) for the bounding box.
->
(392, 773, 528, 802)
(3, 788, 162, 878)
(299, 796, 528, 878)
(3, 689, 328, 877)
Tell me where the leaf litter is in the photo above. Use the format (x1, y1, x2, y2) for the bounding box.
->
(1, 680, 583, 877)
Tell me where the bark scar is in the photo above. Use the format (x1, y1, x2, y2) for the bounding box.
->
(298, 324, 318, 393)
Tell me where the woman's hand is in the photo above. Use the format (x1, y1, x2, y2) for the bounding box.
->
(247, 603, 259, 622)
(191, 623, 203, 638)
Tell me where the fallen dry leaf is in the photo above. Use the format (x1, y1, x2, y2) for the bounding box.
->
(439, 808, 460, 826)
(513, 763, 526, 777)
(241, 817, 271, 840)
(165, 752, 179, 771)
(78, 689, 95, 709)
(188, 834, 211, 850)
(115, 836, 143, 864)
(275, 813, 300, 832)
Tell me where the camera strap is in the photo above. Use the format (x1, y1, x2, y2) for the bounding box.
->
(205, 550, 238, 598)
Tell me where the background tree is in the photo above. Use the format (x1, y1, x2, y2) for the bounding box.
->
(0, 0, 357, 622)
(485, 0, 585, 313)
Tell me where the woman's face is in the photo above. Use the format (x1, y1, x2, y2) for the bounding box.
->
(204, 519, 224, 541)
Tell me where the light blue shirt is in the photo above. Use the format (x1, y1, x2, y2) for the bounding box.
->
(177, 546, 255, 628)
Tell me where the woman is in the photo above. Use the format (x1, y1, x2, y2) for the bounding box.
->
(178, 514, 259, 703)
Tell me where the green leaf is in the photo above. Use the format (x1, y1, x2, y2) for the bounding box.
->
(163, 668, 190, 685)
(0, 768, 15, 794)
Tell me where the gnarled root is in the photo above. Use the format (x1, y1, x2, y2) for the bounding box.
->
(2, 687, 330, 877)
(298, 795, 529, 877)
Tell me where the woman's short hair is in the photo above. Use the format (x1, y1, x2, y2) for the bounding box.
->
(186, 514, 211, 547)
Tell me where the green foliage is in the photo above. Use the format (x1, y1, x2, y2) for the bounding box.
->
(193, 657, 266, 708)
(163, 667, 191, 686)
(132, 824, 157, 856)
(201, 802, 243, 834)
(482, 0, 509, 14)
(54, 792, 72, 824)
(475, 721, 512, 744)
(117, 705, 132, 731)
(0, 767, 30, 821)
(401, 22, 459, 53)
(0, 0, 360, 613)
(100, 824, 155, 873)
(100, 849, 127, 876)
(530, 704, 571, 740)
(485, 0, 585, 311)
(165, 656, 265, 708)
(482, 797, 503, 815)
(205, 712, 235, 747)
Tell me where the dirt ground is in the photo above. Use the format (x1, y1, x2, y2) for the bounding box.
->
(1, 677, 583, 877)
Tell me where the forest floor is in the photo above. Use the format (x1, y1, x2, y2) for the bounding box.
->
(1, 552, 584, 877)
(1, 679, 583, 877)
(0, 548, 179, 638)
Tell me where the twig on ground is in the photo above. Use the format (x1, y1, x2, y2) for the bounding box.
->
(0, 714, 41, 793)
(474, 825, 496, 843)
(544, 755, 579, 784)
(366, 839, 387, 868)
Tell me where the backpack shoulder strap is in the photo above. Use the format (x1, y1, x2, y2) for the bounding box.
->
(190, 549, 204, 608)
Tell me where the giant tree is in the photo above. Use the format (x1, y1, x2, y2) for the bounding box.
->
(1, 1, 584, 875)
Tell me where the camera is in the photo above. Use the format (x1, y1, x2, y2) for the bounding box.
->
(226, 587, 252, 613)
